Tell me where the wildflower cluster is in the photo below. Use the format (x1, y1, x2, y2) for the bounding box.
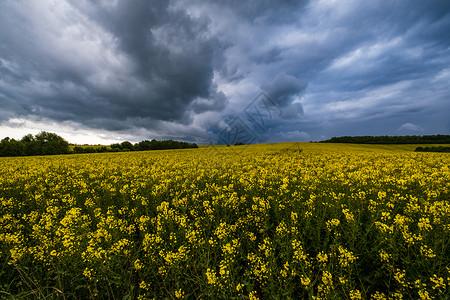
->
(0, 143, 449, 298)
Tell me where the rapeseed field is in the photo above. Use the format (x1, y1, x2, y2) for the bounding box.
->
(0, 143, 449, 299)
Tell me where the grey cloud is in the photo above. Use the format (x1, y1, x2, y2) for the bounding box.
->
(280, 102, 304, 120)
(196, 0, 310, 22)
(263, 73, 306, 107)
(0, 0, 227, 132)
(1, 0, 449, 143)
(317, 14, 450, 93)
(190, 90, 227, 114)
(398, 123, 424, 133)
(260, 74, 306, 121)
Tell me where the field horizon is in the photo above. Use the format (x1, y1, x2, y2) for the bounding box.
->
(1, 142, 449, 299)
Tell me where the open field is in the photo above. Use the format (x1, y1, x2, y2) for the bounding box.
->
(1, 143, 449, 299)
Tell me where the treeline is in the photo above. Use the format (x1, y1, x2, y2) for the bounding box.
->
(73, 139, 198, 154)
(0, 132, 198, 157)
(415, 146, 450, 153)
(0, 132, 70, 157)
(320, 135, 450, 144)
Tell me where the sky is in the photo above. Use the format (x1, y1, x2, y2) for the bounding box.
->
(0, 0, 449, 145)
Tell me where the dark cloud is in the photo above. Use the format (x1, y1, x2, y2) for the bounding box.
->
(261, 73, 306, 120)
(0, 0, 226, 131)
(0, 0, 449, 143)
(263, 73, 306, 107)
(195, 0, 310, 22)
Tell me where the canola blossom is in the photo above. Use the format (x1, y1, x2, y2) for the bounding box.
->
(0, 143, 449, 299)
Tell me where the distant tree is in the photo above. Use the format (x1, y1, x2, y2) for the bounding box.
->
(0, 137, 24, 156)
(73, 146, 85, 154)
(134, 140, 152, 151)
(0, 138, 11, 156)
(110, 143, 122, 150)
(321, 135, 450, 144)
(415, 146, 450, 153)
(98, 146, 108, 153)
(68, 138, 198, 156)
(83, 147, 97, 153)
(20, 134, 40, 155)
(120, 141, 134, 151)
(35, 131, 69, 155)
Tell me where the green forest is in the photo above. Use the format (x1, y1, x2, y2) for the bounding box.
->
(415, 146, 450, 153)
(320, 134, 450, 144)
(0, 132, 198, 157)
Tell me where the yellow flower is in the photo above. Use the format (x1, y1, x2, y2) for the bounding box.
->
(326, 219, 340, 231)
(379, 249, 391, 262)
(418, 217, 432, 232)
(322, 270, 333, 287)
(134, 259, 143, 270)
(316, 251, 328, 264)
(300, 275, 311, 287)
(83, 268, 94, 279)
(389, 292, 403, 299)
(249, 291, 259, 300)
(206, 268, 218, 286)
(174, 289, 184, 299)
(394, 269, 406, 286)
(337, 246, 357, 267)
(350, 289, 362, 300)
(430, 274, 446, 291)
(371, 291, 387, 300)
(236, 283, 244, 292)
(420, 245, 436, 259)
(342, 208, 355, 222)
(418, 289, 432, 300)
(139, 281, 150, 291)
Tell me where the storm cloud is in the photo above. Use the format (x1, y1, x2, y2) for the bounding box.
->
(0, 0, 449, 143)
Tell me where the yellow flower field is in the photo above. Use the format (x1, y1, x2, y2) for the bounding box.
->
(0, 143, 449, 299)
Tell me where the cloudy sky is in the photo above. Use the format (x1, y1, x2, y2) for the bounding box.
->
(0, 0, 449, 144)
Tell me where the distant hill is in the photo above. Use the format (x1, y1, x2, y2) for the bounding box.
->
(320, 135, 450, 144)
